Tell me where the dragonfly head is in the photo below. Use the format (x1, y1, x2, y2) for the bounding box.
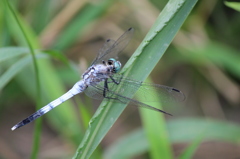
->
(107, 58, 121, 73)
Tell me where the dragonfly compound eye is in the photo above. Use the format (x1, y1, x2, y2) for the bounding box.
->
(108, 58, 116, 65)
(113, 61, 121, 73)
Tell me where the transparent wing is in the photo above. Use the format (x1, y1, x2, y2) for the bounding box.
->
(85, 74, 185, 102)
(91, 27, 134, 65)
(91, 39, 115, 65)
(84, 75, 185, 115)
(115, 76, 186, 103)
(84, 81, 105, 100)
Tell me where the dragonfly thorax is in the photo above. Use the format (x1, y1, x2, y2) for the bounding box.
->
(82, 59, 121, 86)
(82, 58, 121, 86)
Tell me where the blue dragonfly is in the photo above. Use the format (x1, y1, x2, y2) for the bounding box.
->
(11, 28, 185, 131)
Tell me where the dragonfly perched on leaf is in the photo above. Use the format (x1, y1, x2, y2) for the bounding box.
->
(11, 28, 185, 131)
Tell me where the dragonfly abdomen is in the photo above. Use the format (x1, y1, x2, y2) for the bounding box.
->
(11, 80, 86, 131)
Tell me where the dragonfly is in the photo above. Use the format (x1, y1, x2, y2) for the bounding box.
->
(11, 28, 185, 131)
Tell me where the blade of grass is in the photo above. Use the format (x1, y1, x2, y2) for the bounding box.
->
(42, 50, 70, 66)
(39, 0, 88, 47)
(179, 42, 240, 79)
(5, 1, 42, 158)
(0, 47, 30, 63)
(204, 42, 240, 79)
(178, 135, 203, 159)
(5, 2, 39, 48)
(104, 128, 149, 159)
(5, 1, 83, 148)
(0, 53, 48, 90)
(168, 118, 240, 143)
(224, 1, 240, 12)
(0, 0, 11, 47)
(31, 0, 53, 33)
(53, 0, 114, 50)
(139, 78, 172, 159)
(104, 118, 240, 158)
(73, 0, 198, 158)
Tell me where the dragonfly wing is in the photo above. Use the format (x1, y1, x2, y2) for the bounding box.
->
(109, 75, 186, 103)
(91, 39, 115, 65)
(84, 74, 124, 100)
(11, 80, 86, 131)
(84, 74, 185, 103)
(110, 93, 172, 115)
(84, 81, 105, 100)
(91, 28, 134, 65)
(90, 83, 172, 115)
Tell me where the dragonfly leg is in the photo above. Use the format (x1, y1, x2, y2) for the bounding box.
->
(109, 75, 123, 85)
(103, 79, 119, 100)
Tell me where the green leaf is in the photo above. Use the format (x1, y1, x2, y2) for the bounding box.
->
(139, 78, 173, 159)
(31, 0, 53, 33)
(177, 41, 240, 79)
(5, 1, 39, 48)
(104, 128, 149, 159)
(5, 1, 41, 158)
(0, 48, 83, 147)
(168, 118, 240, 143)
(4, 1, 83, 147)
(0, 53, 48, 90)
(43, 49, 70, 66)
(53, 0, 114, 50)
(73, 0, 198, 158)
(225, 1, 240, 12)
(204, 42, 240, 78)
(178, 134, 203, 159)
(0, 47, 29, 63)
(104, 118, 240, 159)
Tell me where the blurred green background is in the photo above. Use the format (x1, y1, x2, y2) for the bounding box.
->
(1, 0, 240, 159)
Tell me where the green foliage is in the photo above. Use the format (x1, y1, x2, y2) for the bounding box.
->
(225, 1, 240, 12)
(1, 0, 240, 159)
(5, 1, 41, 158)
(104, 118, 240, 158)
